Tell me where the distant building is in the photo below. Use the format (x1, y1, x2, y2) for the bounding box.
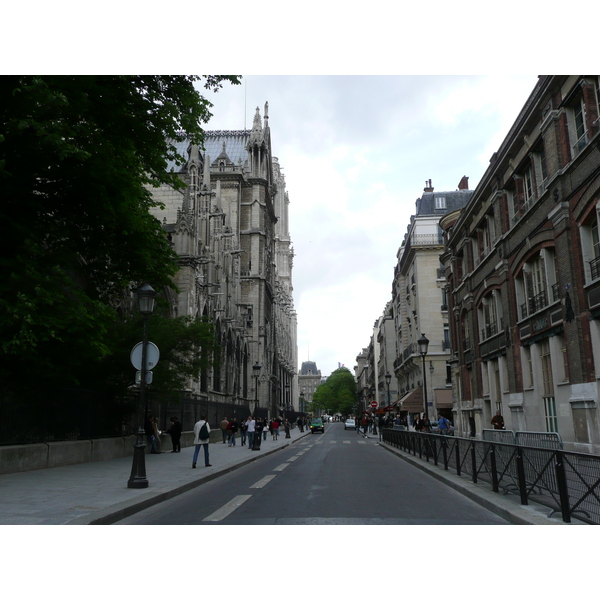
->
(298, 361, 322, 413)
(392, 178, 473, 421)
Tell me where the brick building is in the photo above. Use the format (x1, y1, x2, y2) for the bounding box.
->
(442, 76, 600, 452)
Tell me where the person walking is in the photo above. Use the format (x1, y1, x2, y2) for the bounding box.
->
(271, 418, 280, 441)
(261, 418, 268, 441)
(145, 415, 160, 454)
(284, 418, 291, 439)
(491, 411, 505, 430)
(437, 413, 451, 435)
(166, 416, 182, 452)
(220, 416, 229, 443)
(228, 417, 238, 446)
(240, 417, 248, 446)
(247, 415, 256, 449)
(192, 414, 212, 468)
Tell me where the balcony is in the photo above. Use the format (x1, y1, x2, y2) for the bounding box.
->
(520, 285, 560, 320)
(591, 255, 600, 281)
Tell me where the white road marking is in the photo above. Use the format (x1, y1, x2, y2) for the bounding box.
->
(273, 462, 290, 471)
(250, 475, 276, 489)
(287, 456, 299, 461)
(343, 441, 351, 444)
(203, 495, 252, 522)
(358, 441, 366, 444)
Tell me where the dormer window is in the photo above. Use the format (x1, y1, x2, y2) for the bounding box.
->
(436, 196, 446, 210)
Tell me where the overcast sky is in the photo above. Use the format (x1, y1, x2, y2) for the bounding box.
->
(202, 75, 539, 376)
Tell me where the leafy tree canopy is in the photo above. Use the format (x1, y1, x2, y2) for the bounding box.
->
(312, 367, 357, 416)
(0, 75, 240, 393)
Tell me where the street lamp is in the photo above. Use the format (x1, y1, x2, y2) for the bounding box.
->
(128, 283, 157, 489)
(285, 382, 290, 418)
(418, 333, 430, 420)
(300, 390, 305, 412)
(252, 362, 261, 450)
(385, 372, 392, 425)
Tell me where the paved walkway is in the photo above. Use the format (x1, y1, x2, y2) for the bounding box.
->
(0, 427, 312, 525)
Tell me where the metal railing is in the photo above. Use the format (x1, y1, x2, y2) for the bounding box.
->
(382, 429, 600, 524)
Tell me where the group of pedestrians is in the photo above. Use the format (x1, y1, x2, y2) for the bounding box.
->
(144, 415, 182, 454)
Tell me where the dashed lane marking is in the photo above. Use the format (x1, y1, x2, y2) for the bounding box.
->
(273, 462, 290, 472)
(250, 475, 276, 489)
(203, 495, 252, 522)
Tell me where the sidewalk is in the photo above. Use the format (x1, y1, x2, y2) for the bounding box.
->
(0, 427, 311, 525)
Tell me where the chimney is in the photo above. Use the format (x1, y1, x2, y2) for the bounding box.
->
(424, 179, 434, 193)
(458, 176, 469, 190)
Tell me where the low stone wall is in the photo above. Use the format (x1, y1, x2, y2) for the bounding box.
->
(0, 430, 221, 475)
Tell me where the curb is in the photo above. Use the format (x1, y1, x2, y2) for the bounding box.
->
(67, 433, 310, 525)
(376, 440, 571, 525)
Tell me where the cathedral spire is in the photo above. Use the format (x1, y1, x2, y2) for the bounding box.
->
(202, 153, 211, 189)
(248, 106, 264, 145)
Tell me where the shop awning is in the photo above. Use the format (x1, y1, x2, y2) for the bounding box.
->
(399, 387, 423, 412)
(434, 389, 453, 408)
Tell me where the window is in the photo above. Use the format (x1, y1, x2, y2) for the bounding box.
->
(516, 249, 558, 319)
(544, 396, 558, 433)
(523, 166, 535, 208)
(436, 196, 446, 210)
(580, 205, 600, 283)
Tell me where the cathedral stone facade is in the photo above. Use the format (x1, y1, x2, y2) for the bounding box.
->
(148, 104, 297, 418)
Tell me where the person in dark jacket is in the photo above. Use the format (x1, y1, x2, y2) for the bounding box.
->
(166, 416, 182, 452)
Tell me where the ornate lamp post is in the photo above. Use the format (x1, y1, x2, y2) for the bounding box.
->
(418, 333, 430, 421)
(252, 362, 262, 450)
(128, 283, 157, 489)
(300, 390, 305, 413)
(385, 372, 392, 425)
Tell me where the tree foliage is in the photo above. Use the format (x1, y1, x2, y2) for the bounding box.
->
(311, 367, 357, 415)
(0, 75, 240, 395)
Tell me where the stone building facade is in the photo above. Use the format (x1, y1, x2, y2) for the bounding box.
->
(148, 104, 297, 418)
(392, 180, 473, 421)
(298, 361, 322, 414)
(442, 76, 600, 452)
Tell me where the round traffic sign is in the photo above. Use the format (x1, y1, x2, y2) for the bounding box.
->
(130, 342, 160, 371)
(370, 400, 378, 408)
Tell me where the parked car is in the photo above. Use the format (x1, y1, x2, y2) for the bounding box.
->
(344, 418, 356, 430)
(310, 418, 324, 433)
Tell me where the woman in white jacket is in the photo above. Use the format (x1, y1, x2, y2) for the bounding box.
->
(192, 415, 212, 468)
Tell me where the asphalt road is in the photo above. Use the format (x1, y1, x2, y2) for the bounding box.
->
(117, 422, 509, 524)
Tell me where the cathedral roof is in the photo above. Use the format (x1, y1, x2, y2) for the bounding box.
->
(167, 131, 251, 173)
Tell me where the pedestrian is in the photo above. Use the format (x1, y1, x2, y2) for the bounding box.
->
(228, 417, 238, 446)
(151, 416, 165, 453)
(247, 415, 256, 449)
(145, 415, 160, 454)
(240, 417, 248, 446)
(255, 418, 265, 446)
(415, 414, 426, 432)
(298, 417, 304, 433)
(192, 414, 212, 468)
(284, 418, 291, 438)
(437, 413, 451, 435)
(262, 418, 268, 441)
(271, 418, 280, 440)
(166, 416, 182, 452)
(362, 415, 368, 435)
(220, 416, 229, 443)
(491, 410, 505, 430)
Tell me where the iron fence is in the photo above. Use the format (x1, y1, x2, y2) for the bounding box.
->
(382, 429, 600, 524)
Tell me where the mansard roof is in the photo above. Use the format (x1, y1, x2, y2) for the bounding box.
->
(416, 189, 473, 216)
(300, 361, 320, 376)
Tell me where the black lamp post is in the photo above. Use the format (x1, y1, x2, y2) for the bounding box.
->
(418, 333, 430, 420)
(252, 362, 262, 450)
(300, 390, 305, 413)
(285, 382, 290, 418)
(128, 283, 156, 489)
(385, 372, 392, 425)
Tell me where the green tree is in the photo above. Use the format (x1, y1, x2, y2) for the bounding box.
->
(313, 367, 357, 416)
(0, 75, 240, 394)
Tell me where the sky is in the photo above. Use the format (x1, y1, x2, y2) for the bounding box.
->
(201, 75, 539, 377)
